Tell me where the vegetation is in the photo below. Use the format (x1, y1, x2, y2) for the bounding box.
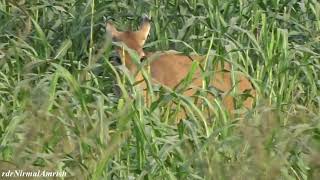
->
(0, 0, 319, 179)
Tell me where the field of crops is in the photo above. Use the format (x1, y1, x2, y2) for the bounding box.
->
(0, 0, 320, 179)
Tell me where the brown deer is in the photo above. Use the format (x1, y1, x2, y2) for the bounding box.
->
(106, 15, 255, 120)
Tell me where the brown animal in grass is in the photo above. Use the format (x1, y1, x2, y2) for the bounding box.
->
(106, 15, 255, 120)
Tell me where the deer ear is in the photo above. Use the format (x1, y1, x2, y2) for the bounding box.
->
(106, 22, 119, 37)
(136, 14, 151, 46)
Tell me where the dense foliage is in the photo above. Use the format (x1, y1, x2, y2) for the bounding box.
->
(0, 0, 319, 179)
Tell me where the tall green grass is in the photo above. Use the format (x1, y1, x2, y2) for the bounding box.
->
(0, 0, 319, 179)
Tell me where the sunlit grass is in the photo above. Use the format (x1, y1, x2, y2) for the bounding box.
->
(0, 0, 319, 179)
